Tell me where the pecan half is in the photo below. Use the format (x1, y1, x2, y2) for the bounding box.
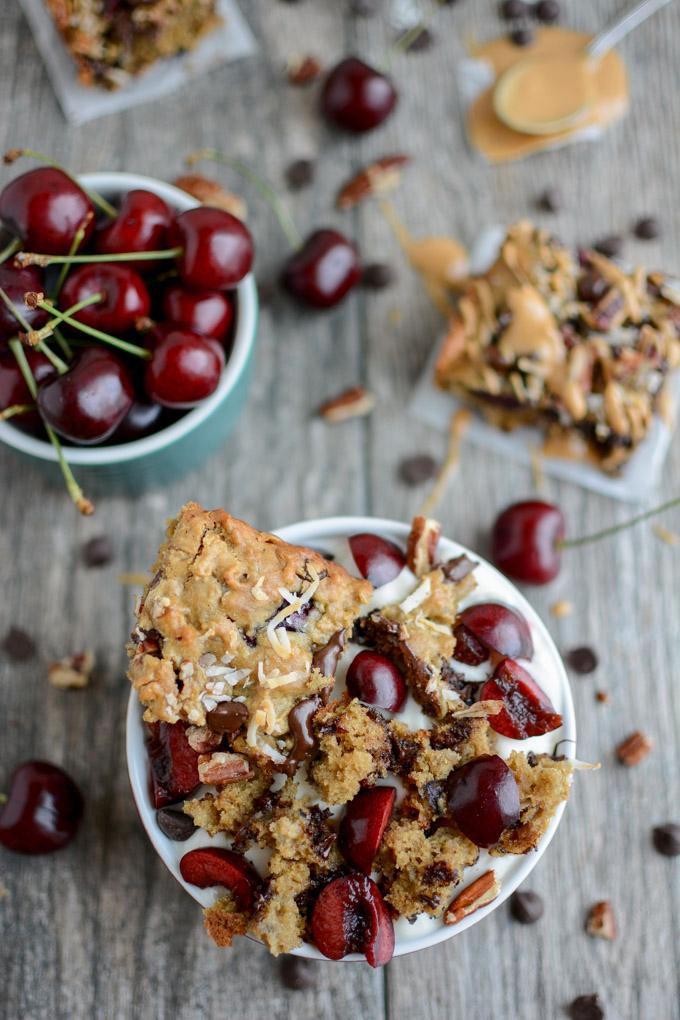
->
(173, 175, 247, 221)
(406, 515, 441, 576)
(318, 386, 375, 423)
(186, 725, 223, 754)
(198, 752, 254, 785)
(48, 651, 95, 690)
(336, 155, 410, 211)
(444, 870, 500, 925)
(286, 55, 322, 85)
(616, 730, 653, 766)
(585, 900, 617, 940)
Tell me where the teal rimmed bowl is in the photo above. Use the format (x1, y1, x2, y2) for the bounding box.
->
(0, 172, 259, 493)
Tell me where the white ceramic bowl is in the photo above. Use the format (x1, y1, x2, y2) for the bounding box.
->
(0, 172, 259, 492)
(126, 516, 576, 961)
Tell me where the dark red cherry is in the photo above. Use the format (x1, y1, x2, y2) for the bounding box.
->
(95, 189, 172, 270)
(0, 760, 83, 854)
(481, 658, 562, 739)
(170, 207, 254, 290)
(446, 754, 520, 848)
(458, 603, 533, 660)
(321, 57, 398, 133)
(145, 721, 201, 808)
(311, 874, 395, 966)
(0, 265, 49, 342)
(161, 283, 234, 341)
(492, 501, 566, 585)
(346, 651, 407, 712)
(145, 329, 224, 408)
(142, 321, 176, 350)
(60, 264, 151, 334)
(338, 785, 396, 874)
(109, 396, 165, 442)
(282, 229, 361, 309)
(0, 348, 56, 430)
(349, 532, 405, 586)
(0, 167, 95, 254)
(37, 346, 134, 444)
(453, 623, 489, 666)
(179, 847, 261, 909)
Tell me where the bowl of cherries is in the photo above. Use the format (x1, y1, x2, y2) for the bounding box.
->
(0, 158, 258, 499)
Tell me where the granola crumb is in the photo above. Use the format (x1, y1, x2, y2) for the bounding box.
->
(48, 651, 95, 690)
(550, 599, 573, 619)
(652, 523, 679, 547)
(616, 730, 653, 766)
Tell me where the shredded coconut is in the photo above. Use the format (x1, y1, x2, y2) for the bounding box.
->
(251, 576, 268, 601)
(400, 577, 432, 615)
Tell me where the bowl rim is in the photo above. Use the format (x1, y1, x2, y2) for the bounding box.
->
(125, 514, 576, 962)
(0, 171, 258, 465)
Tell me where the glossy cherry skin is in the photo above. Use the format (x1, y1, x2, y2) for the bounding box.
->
(146, 721, 201, 808)
(321, 57, 398, 133)
(179, 847, 261, 909)
(457, 602, 533, 660)
(282, 229, 361, 309)
(481, 658, 563, 739)
(349, 532, 406, 586)
(95, 189, 173, 269)
(145, 329, 224, 408)
(109, 396, 165, 443)
(311, 874, 395, 966)
(37, 347, 134, 444)
(0, 348, 56, 431)
(0, 265, 49, 343)
(446, 754, 520, 848)
(170, 207, 254, 290)
(60, 264, 151, 334)
(0, 760, 84, 854)
(338, 785, 396, 874)
(346, 651, 407, 712)
(161, 283, 234, 341)
(492, 501, 566, 585)
(0, 168, 95, 254)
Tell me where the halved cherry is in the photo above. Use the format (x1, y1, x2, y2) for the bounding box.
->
(480, 658, 562, 739)
(145, 721, 201, 807)
(349, 533, 405, 586)
(452, 623, 489, 666)
(346, 651, 407, 712)
(179, 847, 261, 909)
(311, 874, 394, 966)
(338, 785, 396, 874)
(457, 603, 533, 660)
(446, 754, 520, 848)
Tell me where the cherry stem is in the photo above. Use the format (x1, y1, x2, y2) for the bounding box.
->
(187, 149, 302, 251)
(35, 340, 68, 375)
(559, 495, 680, 549)
(52, 211, 94, 301)
(0, 237, 20, 265)
(27, 291, 103, 344)
(15, 247, 182, 269)
(4, 149, 117, 219)
(8, 338, 94, 515)
(0, 402, 34, 421)
(52, 327, 73, 360)
(35, 299, 151, 360)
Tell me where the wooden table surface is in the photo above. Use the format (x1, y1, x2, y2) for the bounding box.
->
(1, 1, 679, 1018)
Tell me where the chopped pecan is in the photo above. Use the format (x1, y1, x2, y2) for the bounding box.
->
(406, 515, 441, 576)
(186, 725, 223, 754)
(336, 155, 410, 211)
(616, 730, 653, 766)
(318, 386, 375, 423)
(198, 752, 254, 785)
(585, 900, 617, 940)
(444, 870, 500, 925)
(286, 54, 322, 85)
(48, 651, 95, 690)
(173, 175, 247, 221)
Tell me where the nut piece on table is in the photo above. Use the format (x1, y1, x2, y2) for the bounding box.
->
(444, 869, 500, 925)
(173, 175, 247, 221)
(585, 900, 617, 940)
(336, 154, 409, 211)
(318, 386, 375, 423)
(616, 730, 653, 766)
(406, 515, 441, 576)
(48, 651, 95, 690)
(197, 752, 254, 785)
(286, 54, 322, 86)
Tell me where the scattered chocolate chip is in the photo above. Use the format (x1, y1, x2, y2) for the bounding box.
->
(398, 453, 438, 486)
(285, 158, 315, 191)
(349, 0, 377, 12)
(405, 27, 434, 51)
(595, 690, 610, 704)
(633, 216, 660, 240)
(535, 0, 560, 23)
(577, 271, 608, 304)
(279, 954, 317, 990)
(1, 626, 37, 662)
(156, 807, 197, 841)
(652, 822, 680, 857)
(361, 262, 395, 290)
(566, 646, 598, 674)
(593, 235, 623, 258)
(566, 994, 605, 1020)
(257, 280, 277, 306)
(500, 0, 528, 18)
(510, 889, 544, 924)
(509, 26, 534, 46)
(538, 187, 562, 213)
(82, 534, 114, 567)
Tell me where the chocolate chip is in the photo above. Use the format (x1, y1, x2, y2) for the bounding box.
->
(348, 0, 378, 12)
(405, 27, 434, 52)
(565, 994, 605, 1020)
(398, 453, 438, 486)
(510, 26, 534, 46)
(577, 271, 607, 304)
(361, 262, 395, 290)
(500, 0, 528, 18)
(535, 0, 560, 23)
(279, 954, 317, 990)
(312, 630, 345, 678)
(257, 280, 277, 306)
(510, 889, 544, 923)
(82, 534, 114, 567)
(566, 646, 598, 674)
(156, 807, 196, 841)
(652, 822, 680, 857)
(538, 187, 562, 213)
(285, 159, 314, 191)
(206, 700, 249, 735)
(633, 216, 660, 240)
(593, 235, 623, 258)
(2, 626, 37, 662)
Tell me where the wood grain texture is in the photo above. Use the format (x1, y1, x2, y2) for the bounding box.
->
(0, 1, 679, 1018)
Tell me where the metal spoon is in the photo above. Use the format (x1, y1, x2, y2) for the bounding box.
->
(493, 0, 674, 136)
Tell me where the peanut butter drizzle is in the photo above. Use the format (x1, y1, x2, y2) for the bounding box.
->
(541, 426, 598, 465)
(468, 28, 629, 163)
(498, 285, 564, 364)
(419, 408, 471, 516)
